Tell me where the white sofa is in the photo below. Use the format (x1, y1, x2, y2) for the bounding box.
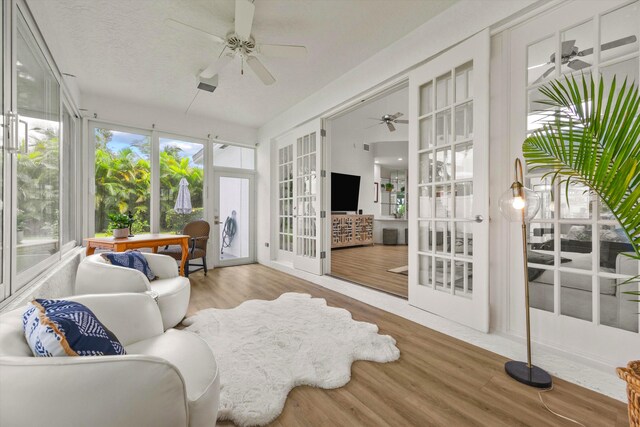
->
(0, 293, 219, 427)
(75, 253, 190, 330)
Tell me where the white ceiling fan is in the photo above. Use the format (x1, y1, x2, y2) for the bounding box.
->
(367, 112, 408, 132)
(166, 0, 307, 86)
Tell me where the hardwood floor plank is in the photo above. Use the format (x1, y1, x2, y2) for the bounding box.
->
(187, 264, 627, 426)
(330, 245, 408, 298)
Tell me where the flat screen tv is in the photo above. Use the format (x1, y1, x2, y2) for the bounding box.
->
(331, 173, 361, 212)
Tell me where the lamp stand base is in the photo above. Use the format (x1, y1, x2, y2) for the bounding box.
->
(504, 361, 552, 388)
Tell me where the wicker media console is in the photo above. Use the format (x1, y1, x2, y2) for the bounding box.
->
(331, 214, 374, 248)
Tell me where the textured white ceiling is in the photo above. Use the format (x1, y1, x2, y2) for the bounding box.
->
(27, 0, 456, 128)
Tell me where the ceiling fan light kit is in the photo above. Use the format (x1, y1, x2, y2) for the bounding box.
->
(166, 0, 307, 87)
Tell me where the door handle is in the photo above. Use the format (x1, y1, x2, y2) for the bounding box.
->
(462, 215, 484, 223)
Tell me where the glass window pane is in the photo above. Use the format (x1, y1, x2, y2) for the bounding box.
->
(600, 57, 639, 107)
(418, 220, 432, 252)
(560, 183, 592, 219)
(454, 142, 473, 180)
(527, 36, 555, 86)
(435, 109, 452, 146)
(418, 186, 432, 218)
(16, 11, 61, 275)
(454, 101, 473, 141)
(528, 223, 555, 266)
(560, 20, 594, 75)
(600, 2, 639, 62)
(435, 72, 452, 110)
(454, 182, 473, 220)
(560, 272, 593, 322)
(419, 117, 433, 149)
(94, 128, 151, 236)
(419, 152, 433, 184)
(418, 255, 432, 287)
(213, 144, 255, 169)
(159, 138, 205, 233)
(219, 176, 250, 260)
(420, 82, 433, 115)
(435, 148, 451, 182)
(528, 175, 554, 219)
(527, 87, 553, 133)
(601, 275, 639, 333)
(598, 225, 634, 273)
(434, 257, 451, 291)
(434, 185, 452, 218)
(455, 61, 473, 102)
(560, 224, 592, 271)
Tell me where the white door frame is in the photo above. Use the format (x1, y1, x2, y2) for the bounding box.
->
(212, 168, 256, 267)
(408, 29, 491, 332)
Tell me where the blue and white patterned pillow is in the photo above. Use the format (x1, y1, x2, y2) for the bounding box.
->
(101, 250, 156, 281)
(22, 299, 126, 357)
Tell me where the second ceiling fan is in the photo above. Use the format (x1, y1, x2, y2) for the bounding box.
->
(166, 0, 307, 86)
(367, 112, 408, 132)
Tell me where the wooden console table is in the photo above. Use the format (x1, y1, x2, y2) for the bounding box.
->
(331, 214, 374, 248)
(84, 234, 190, 277)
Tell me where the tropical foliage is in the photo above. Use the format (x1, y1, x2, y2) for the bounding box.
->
(94, 129, 204, 235)
(17, 127, 59, 239)
(522, 73, 639, 301)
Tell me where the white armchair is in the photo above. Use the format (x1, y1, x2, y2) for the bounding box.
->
(0, 293, 219, 427)
(75, 253, 190, 329)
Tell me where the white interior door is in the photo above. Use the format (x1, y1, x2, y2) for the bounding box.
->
(273, 120, 324, 274)
(408, 29, 490, 332)
(212, 171, 254, 267)
(291, 120, 324, 275)
(508, 0, 639, 367)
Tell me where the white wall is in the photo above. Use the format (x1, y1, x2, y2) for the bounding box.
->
(329, 119, 375, 215)
(81, 93, 258, 146)
(256, 0, 539, 263)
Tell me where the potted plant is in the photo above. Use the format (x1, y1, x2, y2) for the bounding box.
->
(523, 73, 639, 422)
(384, 183, 394, 192)
(108, 213, 131, 239)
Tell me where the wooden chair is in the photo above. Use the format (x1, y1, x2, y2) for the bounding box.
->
(159, 220, 210, 277)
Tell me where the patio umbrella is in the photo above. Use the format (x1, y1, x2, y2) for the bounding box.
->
(174, 177, 192, 214)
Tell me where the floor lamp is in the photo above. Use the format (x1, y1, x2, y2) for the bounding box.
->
(499, 157, 552, 388)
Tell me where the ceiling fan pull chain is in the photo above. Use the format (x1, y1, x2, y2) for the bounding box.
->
(241, 57, 244, 75)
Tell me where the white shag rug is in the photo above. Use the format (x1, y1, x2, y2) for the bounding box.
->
(182, 292, 400, 426)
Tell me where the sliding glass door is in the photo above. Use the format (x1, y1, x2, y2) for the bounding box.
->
(14, 8, 60, 287)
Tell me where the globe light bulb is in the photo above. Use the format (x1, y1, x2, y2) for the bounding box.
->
(512, 196, 526, 210)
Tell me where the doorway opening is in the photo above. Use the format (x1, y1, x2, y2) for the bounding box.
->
(327, 85, 409, 298)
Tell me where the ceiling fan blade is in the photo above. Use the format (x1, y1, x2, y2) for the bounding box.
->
(568, 59, 590, 70)
(165, 18, 225, 44)
(394, 119, 409, 124)
(256, 44, 307, 58)
(200, 53, 233, 78)
(386, 122, 396, 132)
(235, 0, 255, 40)
(533, 66, 555, 84)
(390, 112, 403, 119)
(602, 35, 638, 51)
(246, 56, 276, 85)
(364, 122, 382, 129)
(561, 39, 576, 57)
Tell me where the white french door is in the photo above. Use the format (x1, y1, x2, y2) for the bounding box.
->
(508, 0, 639, 367)
(212, 170, 255, 267)
(408, 29, 490, 332)
(274, 119, 324, 275)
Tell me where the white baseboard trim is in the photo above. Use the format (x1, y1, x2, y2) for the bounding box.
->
(262, 260, 626, 402)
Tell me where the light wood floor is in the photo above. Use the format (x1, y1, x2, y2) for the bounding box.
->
(331, 245, 408, 298)
(187, 264, 628, 427)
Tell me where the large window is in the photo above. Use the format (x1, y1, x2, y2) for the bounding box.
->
(15, 10, 60, 277)
(525, 1, 639, 333)
(94, 128, 151, 236)
(159, 137, 204, 233)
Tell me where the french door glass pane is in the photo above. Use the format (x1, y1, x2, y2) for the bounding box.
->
(94, 128, 150, 236)
(600, 2, 639, 62)
(560, 20, 594, 75)
(159, 138, 204, 233)
(16, 11, 60, 274)
(527, 36, 555, 86)
(219, 176, 249, 260)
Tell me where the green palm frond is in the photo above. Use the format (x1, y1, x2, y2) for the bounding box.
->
(523, 74, 640, 258)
